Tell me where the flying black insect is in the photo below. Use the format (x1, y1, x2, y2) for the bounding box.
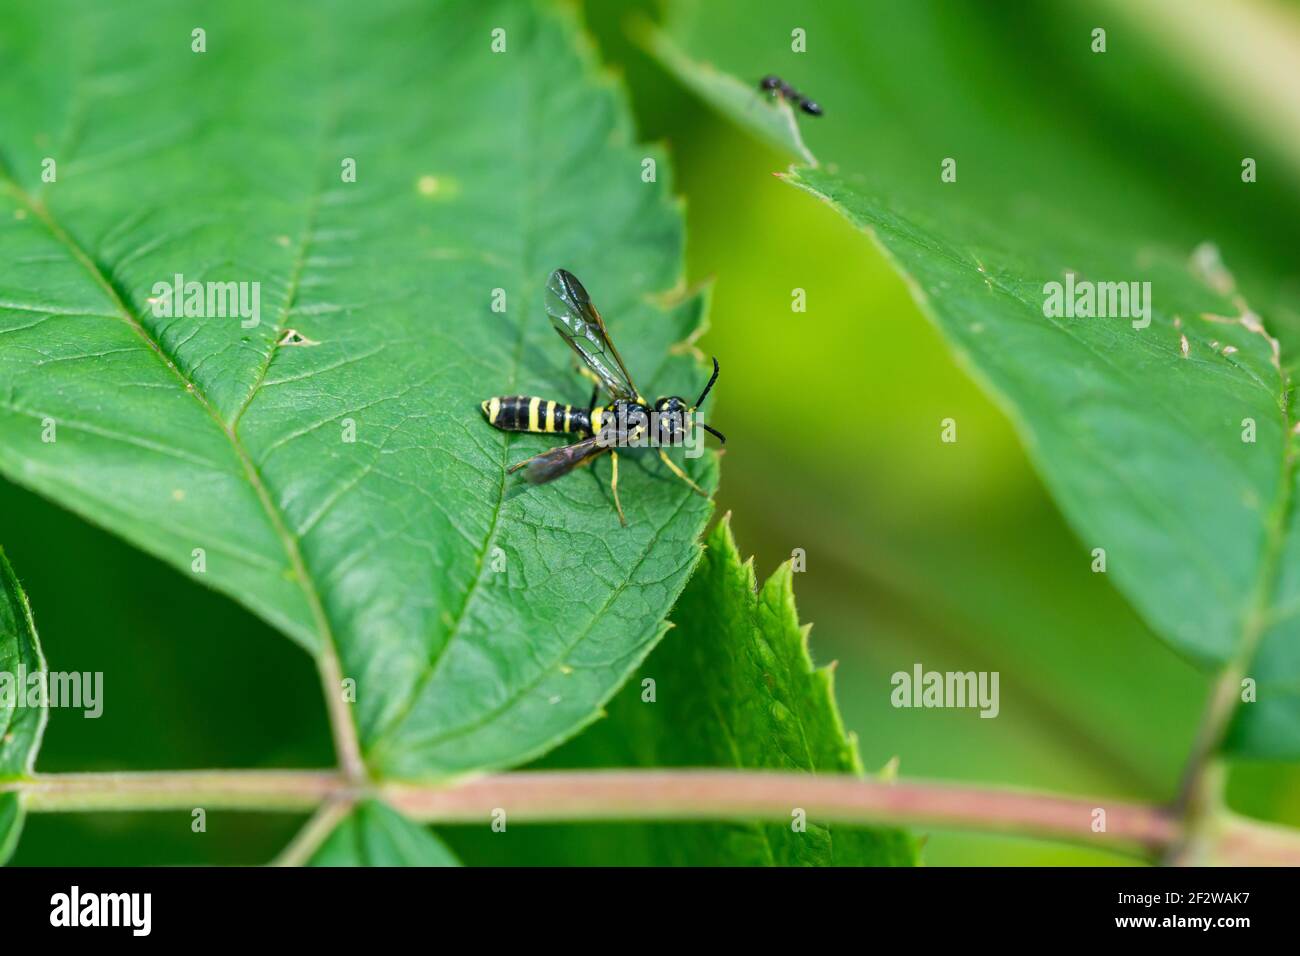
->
(480, 268, 725, 526)
(759, 74, 822, 116)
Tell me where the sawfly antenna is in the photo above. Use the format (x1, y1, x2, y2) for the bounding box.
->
(693, 357, 720, 410)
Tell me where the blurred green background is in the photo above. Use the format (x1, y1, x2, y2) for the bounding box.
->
(7, 0, 1300, 865)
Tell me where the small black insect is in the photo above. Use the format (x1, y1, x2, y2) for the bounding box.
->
(759, 74, 822, 116)
(480, 269, 725, 526)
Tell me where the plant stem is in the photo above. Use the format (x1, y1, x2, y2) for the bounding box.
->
(5, 769, 1178, 854)
(272, 797, 355, 866)
(384, 771, 1176, 853)
(1175, 396, 1293, 815)
(10, 771, 344, 813)
(1175, 668, 1240, 813)
(314, 651, 366, 783)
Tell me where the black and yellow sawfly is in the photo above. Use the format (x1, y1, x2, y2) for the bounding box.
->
(480, 268, 724, 526)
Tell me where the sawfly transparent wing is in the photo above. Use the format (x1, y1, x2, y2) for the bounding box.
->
(545, 268, 638, 401)
(508, 435, 609, 486)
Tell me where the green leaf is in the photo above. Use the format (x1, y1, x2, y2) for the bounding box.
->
(648, 0, 1300, 757)
(308, 800, 460, 867)
(636, 19, 813, 165)
(0, 0, 715, 779)
(0, 546, 47, 864)
(448, 517, 917, 865)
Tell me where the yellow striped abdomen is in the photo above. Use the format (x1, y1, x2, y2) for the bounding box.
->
(480, 396, 591, 435)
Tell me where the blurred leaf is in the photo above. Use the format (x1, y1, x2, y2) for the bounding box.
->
(1096, 0, 1300, 185)
(0, 0, 715, 780)
(307, 800, 460, 867)
(650, 0, 1300, 758)
(782, 164, 1297, 754)
(0, 546, 46, 864)
(449, 517, 917, 865)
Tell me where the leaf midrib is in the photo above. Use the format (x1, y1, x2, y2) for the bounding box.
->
(227, 101, 338, 434)
(0, 176, 345, 708)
